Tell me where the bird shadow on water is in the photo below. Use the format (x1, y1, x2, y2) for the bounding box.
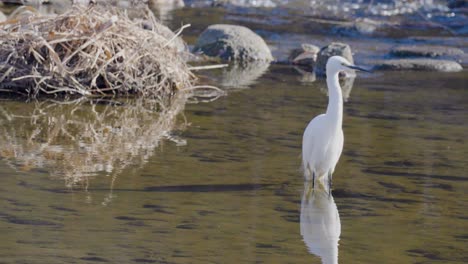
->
(301, 181, 341, 264)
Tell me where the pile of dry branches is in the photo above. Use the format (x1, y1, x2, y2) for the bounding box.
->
(0, 5, 194, 97)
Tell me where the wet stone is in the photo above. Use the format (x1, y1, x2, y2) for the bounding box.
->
(288, 43, 320, 66)
(374, 59, 463, 72)
(315, 42, 354, 76)
(390, 45, 465, 58)
(193, 24, 273, 62)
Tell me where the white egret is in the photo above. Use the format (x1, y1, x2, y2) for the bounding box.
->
(302, 56, 369, 192)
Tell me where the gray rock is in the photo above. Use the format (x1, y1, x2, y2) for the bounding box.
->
(288, 43, 320, 66)
(315, 42, 354, 76)
(390, 45, 465, 58)
(374, 59, 463, 72)
(193, 24, 273, 62)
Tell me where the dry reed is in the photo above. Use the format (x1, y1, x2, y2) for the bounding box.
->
(0, 5, 195, 97)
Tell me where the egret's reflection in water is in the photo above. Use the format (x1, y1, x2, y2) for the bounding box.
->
(300, 182, 341, 264)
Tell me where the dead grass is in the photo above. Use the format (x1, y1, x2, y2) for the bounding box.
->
(0, 5, 196, 97)
(0, 5, 225, 194)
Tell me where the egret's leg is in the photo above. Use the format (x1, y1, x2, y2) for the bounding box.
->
(328, 171, 332, 196)
(312, 171, 316, 189)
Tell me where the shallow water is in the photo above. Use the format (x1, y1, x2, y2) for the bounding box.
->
(0, 65, 467, 263)
(1, 2, 468, 264)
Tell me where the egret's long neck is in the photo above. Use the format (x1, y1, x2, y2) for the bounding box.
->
(325, 71, 343, 129)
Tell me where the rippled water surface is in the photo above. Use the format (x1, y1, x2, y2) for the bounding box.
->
(1, 2, 468, 264)
(0, 66, 467, 263)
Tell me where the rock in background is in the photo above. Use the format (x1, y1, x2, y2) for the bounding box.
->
(288, 43, 320, 66)
(390, 45, 465, 58)
(374, 59, 463, 72)
(315, 42, 354, 76)
(374, 44, 465, 72)
(193, 24, 273, 62)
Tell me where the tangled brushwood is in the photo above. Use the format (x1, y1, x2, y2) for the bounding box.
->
(0, 5, 194, 97)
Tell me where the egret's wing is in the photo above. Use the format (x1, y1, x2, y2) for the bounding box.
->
(302, 114, 325, 176)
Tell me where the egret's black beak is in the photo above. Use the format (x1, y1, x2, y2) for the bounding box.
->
(346, 64, 372, 73)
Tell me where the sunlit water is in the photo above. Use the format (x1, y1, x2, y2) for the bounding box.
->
(1, 2, 467, 264)
(0, 66, 466, 263)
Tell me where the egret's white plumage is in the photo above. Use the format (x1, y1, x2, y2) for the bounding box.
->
(302, 56, 368, 190)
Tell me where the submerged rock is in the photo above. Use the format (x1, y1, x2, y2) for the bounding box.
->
(193, 24, 273, 62)
(315, 42, 354, 76)
(390, 45, 465, 58)
(374, 59, 463, 72)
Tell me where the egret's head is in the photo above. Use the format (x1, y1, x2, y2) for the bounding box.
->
(326, 56, 370, 75)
